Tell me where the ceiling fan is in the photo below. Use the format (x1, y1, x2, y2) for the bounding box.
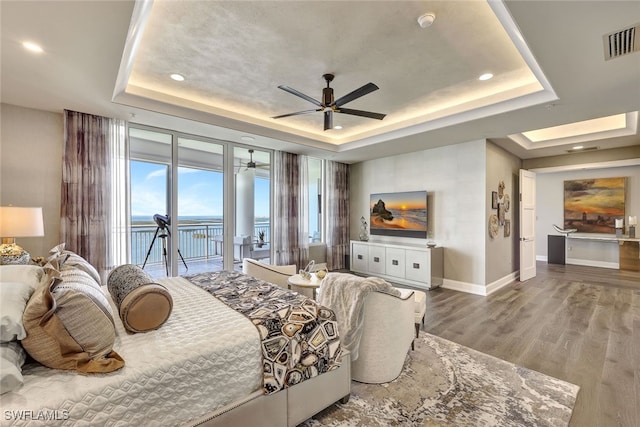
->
(272, 73, 386, 131)
(237, 149, 269, 172)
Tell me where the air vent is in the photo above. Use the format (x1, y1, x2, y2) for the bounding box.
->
(566, 146, 599, 154)
(603, 24, 640, 60)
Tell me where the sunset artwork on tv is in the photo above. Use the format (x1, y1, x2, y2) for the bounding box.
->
(370, 191, 427, 238)
(564, 177, 625, 233)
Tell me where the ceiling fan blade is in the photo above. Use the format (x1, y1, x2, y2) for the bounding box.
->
(332, 82, 379, 107)
(336, 107, 386, 120)
(324, 110, 333, 131)
(272, 109, 320, 119)
(278, 85, 323, 107)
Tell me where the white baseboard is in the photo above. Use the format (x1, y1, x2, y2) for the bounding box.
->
(486, 272, 519, 295)
(442, 271, 518, 296)
(442, 279, 487, 296)
(536, 255, 548, 262)
(566, 258, 619, 269)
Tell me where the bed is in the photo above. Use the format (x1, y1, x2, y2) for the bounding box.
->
(0, 260, 350, 427)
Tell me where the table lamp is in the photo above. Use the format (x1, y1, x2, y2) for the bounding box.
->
(0, 206, 44, 265)
(615, 218, 624, 237)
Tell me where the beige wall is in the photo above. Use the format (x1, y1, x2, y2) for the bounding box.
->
(485, 143, 522, 284)
(1, 103, 63, 257)
(350, 139, 490, 291)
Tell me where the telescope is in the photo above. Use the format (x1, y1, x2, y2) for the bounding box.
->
(142, 213, 187, 275)
(153, 214, 170, 230)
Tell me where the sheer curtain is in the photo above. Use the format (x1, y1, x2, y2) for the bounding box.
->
(61, 110, 128, 281)
(272, 151, 309, 269)
(325, 160, 350, 270)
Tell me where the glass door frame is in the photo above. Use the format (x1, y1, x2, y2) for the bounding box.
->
(129, 123, 273, 275)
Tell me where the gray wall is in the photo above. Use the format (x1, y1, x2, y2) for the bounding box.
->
(536, 165, 640, 267)
(486, 143, 522, 283)
(1, 104, 63, 257)
(350, 139, 493, 290)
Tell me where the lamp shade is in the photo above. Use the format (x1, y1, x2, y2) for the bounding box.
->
(0, 207, 44, 237)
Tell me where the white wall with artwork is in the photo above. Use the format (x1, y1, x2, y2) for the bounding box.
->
(535, 165, 640, 266)
(350, 139, 488, 290)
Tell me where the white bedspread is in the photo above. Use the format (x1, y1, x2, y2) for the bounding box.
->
(0, 276, 262, 427)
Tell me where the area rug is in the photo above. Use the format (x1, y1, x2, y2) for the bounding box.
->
(300, 333, 579, 426)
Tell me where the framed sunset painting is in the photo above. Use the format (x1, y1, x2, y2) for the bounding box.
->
(564, 177, 625, 233)
(370, 191, 427, 238)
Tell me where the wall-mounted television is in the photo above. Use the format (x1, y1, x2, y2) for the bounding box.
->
(370, 191, 427, 238)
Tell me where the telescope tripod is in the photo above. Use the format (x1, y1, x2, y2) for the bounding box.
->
(141, 226, 187, 276)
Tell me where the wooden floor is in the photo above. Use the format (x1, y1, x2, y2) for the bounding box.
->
(422, 262, 640, 427)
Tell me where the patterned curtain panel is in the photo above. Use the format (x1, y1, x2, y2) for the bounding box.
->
(61, 110, 128, 281)
(325, 160, 350, 270)
(272, 151, 309, 269)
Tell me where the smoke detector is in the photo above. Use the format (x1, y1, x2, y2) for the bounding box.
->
(417, 13, 436, 28)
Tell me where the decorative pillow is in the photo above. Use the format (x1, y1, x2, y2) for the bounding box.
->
(0, 265, 46, 342)
(0, 341, 27, 394)
(107, 264, 173, 333)
(47, 243, 101, 285)
(1, 282, 37, 342)
(21, 268, 124, 373)
(0, 265, 45, 289)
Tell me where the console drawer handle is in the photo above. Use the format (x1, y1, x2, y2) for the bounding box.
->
(413, 263, 420, 269)
(392, 260, 399, 266)
(357, 255, 363, 260)
(373, 257, 380, 263)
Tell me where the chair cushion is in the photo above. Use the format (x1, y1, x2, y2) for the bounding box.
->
(396, 288, 427, 322)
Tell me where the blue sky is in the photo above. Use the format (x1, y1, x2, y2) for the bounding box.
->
(130, 161, 270, 218)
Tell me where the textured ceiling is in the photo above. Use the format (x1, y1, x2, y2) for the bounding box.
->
(119, 0, 548, 146)
(2, 0, 639, 163)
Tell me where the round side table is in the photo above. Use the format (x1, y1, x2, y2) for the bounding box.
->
(287, 273, 323, 299)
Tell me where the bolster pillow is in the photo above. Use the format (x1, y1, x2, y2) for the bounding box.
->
(107, 265, 173, 333)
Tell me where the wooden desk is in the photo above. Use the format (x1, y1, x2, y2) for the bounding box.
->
(619, 240, 640, 271)
(566, 234, 640, 271)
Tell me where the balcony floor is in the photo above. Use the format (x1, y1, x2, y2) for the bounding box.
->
(139, 255, 271, 280)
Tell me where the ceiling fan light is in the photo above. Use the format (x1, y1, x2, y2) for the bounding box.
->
(417, 13, 436, 28)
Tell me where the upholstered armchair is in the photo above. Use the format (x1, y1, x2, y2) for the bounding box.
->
(241, 258, 296, 288)
(351, 289, 415, 383)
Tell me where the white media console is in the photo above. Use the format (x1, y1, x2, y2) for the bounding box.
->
(350, 240, 444, 290)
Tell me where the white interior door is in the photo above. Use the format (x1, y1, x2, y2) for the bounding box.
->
(519, 169, 537, 281)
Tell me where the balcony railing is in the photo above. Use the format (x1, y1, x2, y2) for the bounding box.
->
(131, 221, 270, 266)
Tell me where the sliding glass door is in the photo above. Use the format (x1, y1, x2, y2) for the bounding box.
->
(234, 147, 271, 267)
(129, 128, 172, 278)
(176, 137, 224, 275)
(129, 125, 272, 278)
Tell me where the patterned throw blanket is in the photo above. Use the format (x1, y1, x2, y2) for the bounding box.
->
(185, 270, 342, 394)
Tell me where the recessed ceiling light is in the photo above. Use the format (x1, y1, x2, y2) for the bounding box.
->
(333, 125, 343, 130)
(572, 145, 584, 150)
(22, 41, 43, 53)
(170, 73, 185, 81)
(240, 136, 255, 142)
(479, 73, 493, 81)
